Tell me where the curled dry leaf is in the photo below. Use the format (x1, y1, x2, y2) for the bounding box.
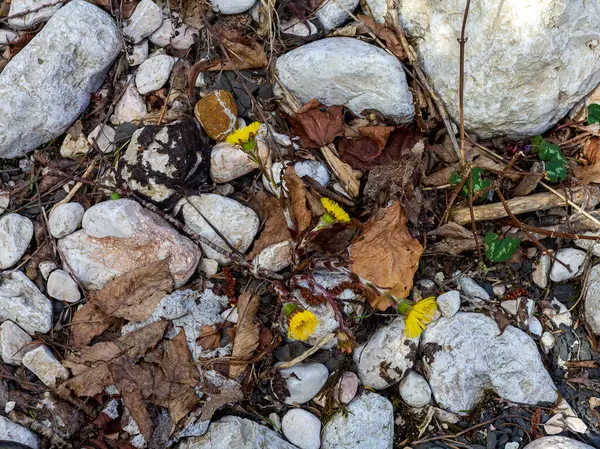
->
(359, 126, 395, 151)
(357, 14, 405, 59)
(350, 202, 423, 307)
(247, 190, 291, 260)
(199, 387, 244, 421)
(283, 166, 312, 232)
(573, 137, 600, 185)
(288, 99, 346, 148)
(197, 325, 221, 350)
(229, 293, 260, 378)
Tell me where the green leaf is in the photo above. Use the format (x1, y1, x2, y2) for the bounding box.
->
(531, 137, 568, 183)
(111, 193, 121, 200)
(588, 104, 600, 125)
(483, 232, 520, 263)
(450, 167, 491, 199)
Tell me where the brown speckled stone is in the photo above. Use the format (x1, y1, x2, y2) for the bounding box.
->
(194, 90, 238, 141)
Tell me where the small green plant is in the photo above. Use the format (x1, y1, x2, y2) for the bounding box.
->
(483, 232, 520, 263)
(450, 167, 491, 200)
(531, 136, 568, 183)
(110, 193, 121, 200)
(587, 103, 600, 125)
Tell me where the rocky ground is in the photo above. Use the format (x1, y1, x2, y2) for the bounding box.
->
(0, 0, 600, 448)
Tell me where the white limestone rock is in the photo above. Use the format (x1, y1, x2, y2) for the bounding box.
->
(253, 241, 293, 273)
(276, 38, 414, 123)
(112, 84, 148, 124)
(23, 345, 69, 387)
(280, 19, 319, 38)
(150, 17, 198, 50)
(0, 270, 53, 335)
(0, 213, 33, 269)
(127, 40, 149, 66)
(533, 254, 552, 288)
(122, 0, 162, 44)
(353, 316, 418, 389)
(422, 313, 557, 414)
(0, 321, 32, 365)
(0, 29, 18, 46)
(210, 140, 269, 183)
(88, 124, 117, 153)
(281, 409, 320, 449)
(8, 0, 62, 29)
(210, 0, 257, 15)
(47, 269, 81, 303)
(457, 276, 490, 301)
(0, 0, 120, 158)
(584, 264, 600, 335)
(322, 392, 394, 449)
(58, 199, 201, 290)
(399, 370, 432, 408)
(136, 54, 175, 95)
(279, 362, 329, 405)
(522, 436, 594, 449)
(550, 248, 587, 282)
(315, 0, 359, 31)
(38, 261, 57, 280)
(436, 290, 460, 318)
(49, 202, 84, 238)
(178, 194, 259, 264)
(0, 416, 40, 449)
(398, 0, 600, 138)
(177, 415, 297, 449)
(294, 160, 330, 186)
(364, 0, 388, 23)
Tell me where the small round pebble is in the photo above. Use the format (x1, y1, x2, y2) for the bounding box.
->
(0, 213, 34, 269)
(38, 261, 57, 280)
(49, 202, 85, 238)
(282, 409, 321, 449)
(528, 316, 543, 336)
(541, 331, 556, 353)
(399, 370, 432, 408)
(280, 362, 329, 405)
(135, 54, 175, 95)
(47, 269, 81, 303)
(436, 290, 461, 318)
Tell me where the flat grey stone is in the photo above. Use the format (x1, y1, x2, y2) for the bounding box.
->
(122, 0, 162, 43)
(49, 202, 84, 238)
(47, 269, 81, 303)
(0, 0, 120, 158)
(0, 415, 40, 449)
(522, 436, 594, 449)
(22, 344, 70, 387)
(0, 320, 32, 365)
(135, 54, 175, 94)
(315, 0, 359, 31)
(279, 362, 329, 405)
(0, 213, 33, 269)
(210, 0, 257, 15)
(8, 0, 62, 29)
(584, 264, 600, 335)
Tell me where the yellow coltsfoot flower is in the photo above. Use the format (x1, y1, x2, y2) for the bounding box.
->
(320, 197, 351, 224)
(284, 303, 319, 341)
(397, 296, 438, 339)
(226, 121, 261, 151)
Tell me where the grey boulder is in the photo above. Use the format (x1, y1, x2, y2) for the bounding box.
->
(522, 436, 594, 449)
(0, 0, 120, 158)
(584, 264, 600, 335)
(276, 38, 414, 123)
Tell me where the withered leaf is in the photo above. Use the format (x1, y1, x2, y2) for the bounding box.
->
(55, 364, 113, 399)
(422, 165, 458, 187)
(350, 202, 423, 304)
(247, 190, 291, 260)
(573, 137, 600, 185)
(197, 325, 221, 350)
(338, 136, 382, 172)
(199, 387, 244, 421)
(289, 99, 345, 148)
(357, 15, 405, 59)
(229, 293, 260, 378)
(283, 167, 312, 232)
(70, 302, 115, 349)
(359, 126, 395, 151)
(209, 29, 268, 71)
(376, 127, 422, 165)
(433, 222, 474, 240)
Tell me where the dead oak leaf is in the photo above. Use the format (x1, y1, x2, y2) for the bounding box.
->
(197, 325, 221, 350)
(350, 202, 423, 305)
(359, 126, 395, 151)
(208, 29, 268, 71)
(229, 293, 260, 379)
(289, 99, 345, 148)
(199, 387, 245, 421)
(70, 302, 116, 349)
(357, 14, 405, 59)
(283, 166, 312, 232)
(247, 190, 291, 260)
(573, 137, 600, 185)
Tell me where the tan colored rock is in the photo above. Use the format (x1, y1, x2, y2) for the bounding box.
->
(194, 90, 238, 141)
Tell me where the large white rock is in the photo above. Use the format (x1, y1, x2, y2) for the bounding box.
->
(0, 321, 32, 365)
(135, 54, 175, 95)
(122, 0, 162, 44)
(177, 416, 297, 449)
(8, 0, 62, 29)
(0, 0, 120, 158)
(281, 409, 321, 449)
(279, 362, 329, 405)
(353, 317, 418, 389)
(550, 248, 587, 282)
(0, 415, 40, 449)
(522, 436, 594, 449)
(422, 312, 557, 414)
(178, 194, 259, 264)
(322, 392, 394, 449)
(315, 0, 359, 31)
(210, 0, 257, 15)
(276, 38, 414, 123)
(0, 270, 53, 335)
(584, 264, 600, 335)
(399, 370, 432, 408)
(399, 0, 600, 138)
(58, 199, 201, 290)
(47, 269, 81, 303)
(22, 344, 70, 387)
(0, 213, 33, 269)
(49, 202, 84, 238)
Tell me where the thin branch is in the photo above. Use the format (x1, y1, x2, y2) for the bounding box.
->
(458, 0, 472, 167)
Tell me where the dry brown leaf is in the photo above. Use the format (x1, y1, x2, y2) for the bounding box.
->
(70, 302, 115, 349)
(338, 136, 382, 172)
(90, 259, 174, 323)
(199, 387, 245, 421)
(284, 166, 312, 232)
(55, 364, 113, 399)
(350, 202, 423, 302)
(197, 325, 221, 350)
(359, 126, 395, 151)
(289, 99, 346, 148)
(247, 190, 291, 260)
(434, 222, 474, 240)
(422, 165, 457, 187)
(209, 29, 268, 71)
(357, 14, 405, 59)
(573, 137, 600, 184)
(229, 293, 260, 378)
